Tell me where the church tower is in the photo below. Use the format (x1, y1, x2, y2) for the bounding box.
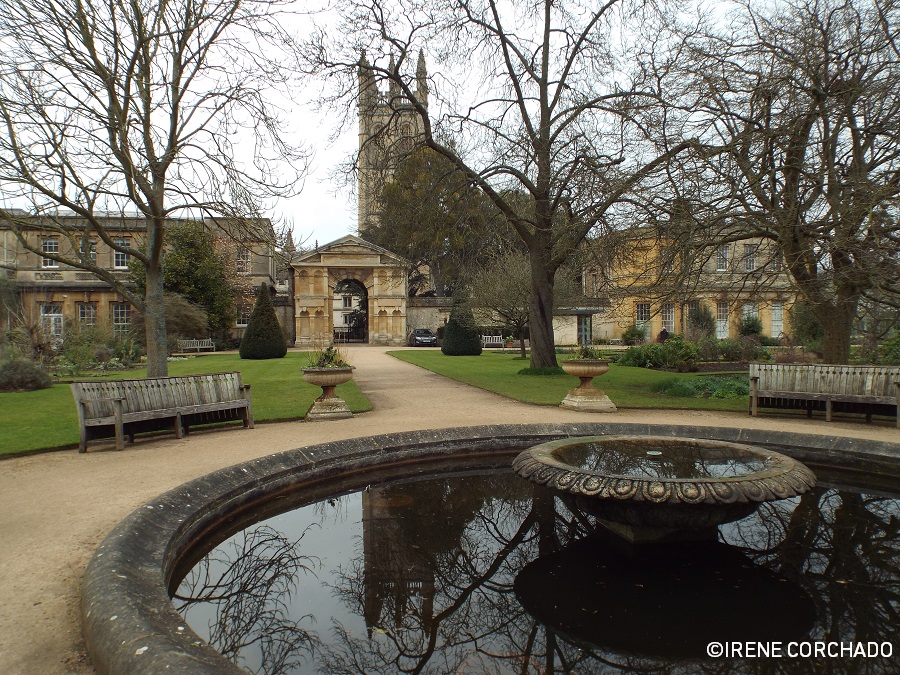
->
(357, 50, 429, 233)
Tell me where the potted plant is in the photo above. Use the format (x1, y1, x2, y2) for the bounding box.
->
(560, 345, 616, 412)
(301, 345, 355, 420)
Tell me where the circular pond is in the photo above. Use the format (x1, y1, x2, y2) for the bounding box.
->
(81, 424, 900, 674)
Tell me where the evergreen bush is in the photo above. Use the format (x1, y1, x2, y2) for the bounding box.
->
(441, 304, 482, 356)
(239, 284, 287, 359)
(687, 305, 716, 341)
(0, 358, 52, 391)
(738, 315, 763, 337)
(877, 334, 900, 365)
(621, 323, 646, 346)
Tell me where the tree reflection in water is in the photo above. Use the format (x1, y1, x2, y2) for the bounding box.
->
(175, 470, 900, 674)
(173, 525, 321, 673)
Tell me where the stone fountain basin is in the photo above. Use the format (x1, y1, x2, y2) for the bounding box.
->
(512, 435, 817, 532)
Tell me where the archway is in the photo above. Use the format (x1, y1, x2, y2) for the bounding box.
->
(292, 235, 409, 346)
(334, 278, 368, 343)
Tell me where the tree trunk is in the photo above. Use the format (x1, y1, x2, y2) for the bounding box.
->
(144, 260, 169, 377)
(529, 250, 558, 369)
(817, 294, 858, 365)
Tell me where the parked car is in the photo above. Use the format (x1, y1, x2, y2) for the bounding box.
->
(408, 328, 438, 347)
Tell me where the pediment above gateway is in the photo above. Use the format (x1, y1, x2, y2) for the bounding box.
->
(292, 235, 408, 268)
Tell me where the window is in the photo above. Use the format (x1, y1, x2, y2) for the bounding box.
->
(635, 302, 651, 323)
(771, 302, 783, 336)
(77, 302, 97, 325)
(342, 295, 353, 309)
(41, 303, 64, 337)
(770, 254, 782, 272)
(111, 302, 131, 335)
(636, 302, 651, 336)
(236, 248, 251, 275)
(236, 304, 252, 326)
(661, 303, 675, 333)
(742, 303, 758, 320)
(716, 302, 729, 339)
(744, 244, 757, 272)
(342, 312, 352, 325)
(113, 240, 129, 269)
(716, 245, 729, 271)
(41, 238, 59, 268)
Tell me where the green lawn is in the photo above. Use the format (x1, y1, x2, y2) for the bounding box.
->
(389, 350, 750, 411)
(0, 352, 371, 457)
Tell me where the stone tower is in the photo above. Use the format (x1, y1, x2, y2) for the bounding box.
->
(357, 50, 429, 233)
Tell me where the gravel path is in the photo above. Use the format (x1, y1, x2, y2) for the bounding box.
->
(1, 346, 897, 674)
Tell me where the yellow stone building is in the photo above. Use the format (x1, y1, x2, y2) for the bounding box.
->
(586, 230, 797, 342)
(0, 212, 277, 341)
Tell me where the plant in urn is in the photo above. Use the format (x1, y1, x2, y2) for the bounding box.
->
(302, 344, 355, 420)
(560, 345, 616, 412)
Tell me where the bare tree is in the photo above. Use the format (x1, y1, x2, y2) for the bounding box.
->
(304, 0, 693, 368)
(0, 0, 307, 375)
(467, 251, 585, 358)
(655, 0, 900, 363)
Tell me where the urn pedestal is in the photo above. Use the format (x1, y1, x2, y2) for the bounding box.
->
(560, 359, 616, 412)
(302, 367, 355, 420)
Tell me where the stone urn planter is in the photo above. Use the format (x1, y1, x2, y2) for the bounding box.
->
(560, 359, 617, 412)
(302, 366, 355, 420)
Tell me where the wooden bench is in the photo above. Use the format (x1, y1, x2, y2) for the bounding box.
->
(481, 336, 504, 348)
(749, 363, 900, 427)
(177, 338, 216, 352)
(71, 372, 254, 452)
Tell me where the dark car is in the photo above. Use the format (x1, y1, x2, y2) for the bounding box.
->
(408, 328, 438, 347)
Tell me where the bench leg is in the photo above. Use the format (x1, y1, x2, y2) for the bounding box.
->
(825, 399, 832, 422)
(78, 427, 87, 453)
(175, 413, 184, 439)
(114, 400, 125, 450)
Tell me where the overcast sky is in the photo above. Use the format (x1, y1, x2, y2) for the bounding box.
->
(274, 105, 359, 249)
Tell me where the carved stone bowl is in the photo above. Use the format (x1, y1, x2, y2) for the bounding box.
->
(513, 436, 817, 540)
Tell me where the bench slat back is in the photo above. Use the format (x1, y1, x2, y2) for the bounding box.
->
(750, 363, 900, 397)
(71, 372, 245, 420)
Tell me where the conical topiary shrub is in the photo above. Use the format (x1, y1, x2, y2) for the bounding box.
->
(441, 303, 482, 356)
(239, 283, 287, 359)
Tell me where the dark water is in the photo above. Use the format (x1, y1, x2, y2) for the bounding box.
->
(173, 459, 900, 674)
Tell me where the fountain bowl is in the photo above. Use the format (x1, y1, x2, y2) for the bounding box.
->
(512, 435, 817, 540)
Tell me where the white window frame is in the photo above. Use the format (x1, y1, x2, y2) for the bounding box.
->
(771, 302, 783, 336)
(77, 302, 97, 325)
(742, 303, 759, 320)
(113, 240, 130, 270)
(111, 302, 131, 335)
(41, 238, 59, 268)
(636, 302, 651, 336)
(236, 304, 252, 327)
(41, 303, 64, 337)
(342, 294, 353, 309)
(661, 303, 675, 333)
(716, 245, 729, 271)
(236, 247, 252, 275)
(744, 244, 757, 272)
(716, 302, 729, 339)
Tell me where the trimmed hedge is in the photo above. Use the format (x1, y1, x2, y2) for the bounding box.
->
(441, 305, 482, 356)
(239, 284, 287, 360)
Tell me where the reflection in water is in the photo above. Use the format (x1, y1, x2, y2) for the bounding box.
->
(558, 439, 769, 479)
(175, 468, 900, 674)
